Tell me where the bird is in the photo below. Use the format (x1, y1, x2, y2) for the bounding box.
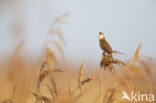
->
(98, 32, 113, 54)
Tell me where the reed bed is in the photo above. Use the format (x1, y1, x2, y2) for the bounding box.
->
(0, 14, 156, 103)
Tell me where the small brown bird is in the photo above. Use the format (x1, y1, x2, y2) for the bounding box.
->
(99, 32, 112, 54)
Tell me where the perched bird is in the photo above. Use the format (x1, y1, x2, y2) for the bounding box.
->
(99, 32, 112, 54)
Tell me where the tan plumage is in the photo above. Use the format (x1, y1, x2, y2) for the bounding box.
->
(99, 32, 112, 54)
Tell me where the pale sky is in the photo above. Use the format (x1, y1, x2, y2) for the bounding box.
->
(0, 0, 156, 63)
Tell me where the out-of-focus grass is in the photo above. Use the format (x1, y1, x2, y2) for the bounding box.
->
(0, 52, 156, 103)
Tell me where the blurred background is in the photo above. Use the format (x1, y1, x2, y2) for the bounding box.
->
(0, 0, 156, 64)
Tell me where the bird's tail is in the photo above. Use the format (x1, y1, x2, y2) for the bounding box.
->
(112, 50, 125, 55)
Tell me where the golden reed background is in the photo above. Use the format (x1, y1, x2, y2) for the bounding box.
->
(0, 14, 156, 103)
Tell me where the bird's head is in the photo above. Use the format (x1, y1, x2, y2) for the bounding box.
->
(99, 32, 105, 39)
